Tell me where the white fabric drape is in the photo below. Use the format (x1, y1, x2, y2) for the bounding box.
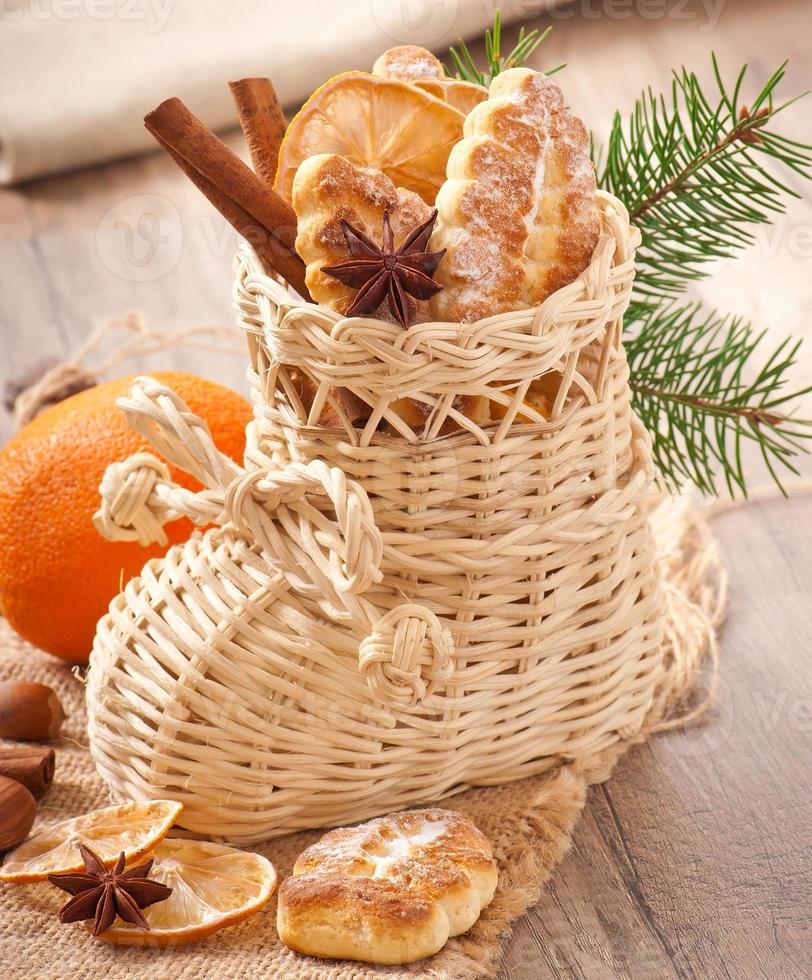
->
(0, 0, 548, 184)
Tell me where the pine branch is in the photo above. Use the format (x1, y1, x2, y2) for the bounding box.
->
(445, 13, 564, 85)
(449, 15, 812, 497)
(597, 58, 812, 298)
(626, 302, 812, 495)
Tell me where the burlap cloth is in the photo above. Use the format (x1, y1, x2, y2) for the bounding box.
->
(0, 499, 724, 980)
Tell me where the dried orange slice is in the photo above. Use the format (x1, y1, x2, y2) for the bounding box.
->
(0, 800, 182, 883)
(414, 78, 488, 116)
(275, 72, 464, 205)
(370, 45, 486, 117)
(92, 838, 277, 946)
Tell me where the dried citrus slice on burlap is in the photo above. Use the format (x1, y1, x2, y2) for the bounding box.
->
(0, 800, 182, 883)
(91, 838, 277, 946)
(274, 71, 464, 204)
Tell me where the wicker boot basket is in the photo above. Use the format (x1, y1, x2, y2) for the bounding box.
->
(87, 191, 667, 843)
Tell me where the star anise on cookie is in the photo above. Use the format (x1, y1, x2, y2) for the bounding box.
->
(48, 842, 172, 936)
(322, 209, 446, 328)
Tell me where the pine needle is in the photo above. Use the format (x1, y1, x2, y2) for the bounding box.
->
(445, 13, 563, 85)
(626, 302, 812, 496)
(596, 58, 812, 298)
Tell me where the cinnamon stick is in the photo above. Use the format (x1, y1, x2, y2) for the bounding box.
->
(0, 746, 55, 795)
(144, 97, 311, 299)
(229, 78, 287, 186)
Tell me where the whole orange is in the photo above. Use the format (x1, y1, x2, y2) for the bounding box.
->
(0, 372, 251, 663)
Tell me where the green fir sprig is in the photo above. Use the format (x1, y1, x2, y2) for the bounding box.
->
(599, 57, 812, 492)
(625, 302, 812, 495)
(597, 58, 812, 299)
(446, 10, 564, 86)
(445, 19, 812, 496)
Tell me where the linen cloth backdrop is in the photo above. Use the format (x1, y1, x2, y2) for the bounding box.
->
(0, 0, 553, 184)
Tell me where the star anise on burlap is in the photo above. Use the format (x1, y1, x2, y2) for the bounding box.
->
(322, 209, 446, 328)
(48, 843, 172, 936)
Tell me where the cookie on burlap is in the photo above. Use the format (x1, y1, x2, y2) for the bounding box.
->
(277, 808, 498, 964)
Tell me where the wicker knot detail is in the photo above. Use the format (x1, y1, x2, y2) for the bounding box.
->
(223, 460, 383, 597)
(94, 452, 173, 546)
(359, 604, 455, 706)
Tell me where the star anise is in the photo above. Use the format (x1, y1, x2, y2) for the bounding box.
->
(322, 209, 446, 329)
(48, 842, 172, 936)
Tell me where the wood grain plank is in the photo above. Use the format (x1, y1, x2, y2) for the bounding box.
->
(499, 495, 812, 980)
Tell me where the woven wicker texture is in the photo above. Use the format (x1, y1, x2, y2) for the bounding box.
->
(0, 620, 587, 980)
(87, 192, 671, 842)
(0, 500, 723, 979)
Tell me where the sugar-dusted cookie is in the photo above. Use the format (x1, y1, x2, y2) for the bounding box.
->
(372, 44, 487, 115)
(292, 153, 433, 317)
(292, 154, 493, 430)
(277, 808, 498, 964)
(372, 44, 445, 82)
(429, 67, 600, 323)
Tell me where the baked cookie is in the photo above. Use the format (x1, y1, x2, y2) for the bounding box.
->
(489, 376, 557, 422)
(372, 44, 445, 82)
(373, 45, 487, 115)
(429, 67, 600, 322)
(277, 808, 498, 964)
(292, 153, 433, 317)
(388, 392, 492, 434)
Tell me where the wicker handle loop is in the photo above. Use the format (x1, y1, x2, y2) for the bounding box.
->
(95, 378, 385, 598)
(114, 376, 243, 491)
(224, 459, 383, 596)
(94, 375, 241, 546)
(358, 604, 455, 706)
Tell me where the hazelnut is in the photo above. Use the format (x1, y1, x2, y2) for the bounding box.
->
(0, 775, 36, 851)
(0, 682, 66, 741)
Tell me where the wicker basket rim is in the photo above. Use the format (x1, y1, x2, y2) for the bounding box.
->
(237, 189, 641, 360)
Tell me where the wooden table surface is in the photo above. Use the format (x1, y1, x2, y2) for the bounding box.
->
(1, 1, 810, 977)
